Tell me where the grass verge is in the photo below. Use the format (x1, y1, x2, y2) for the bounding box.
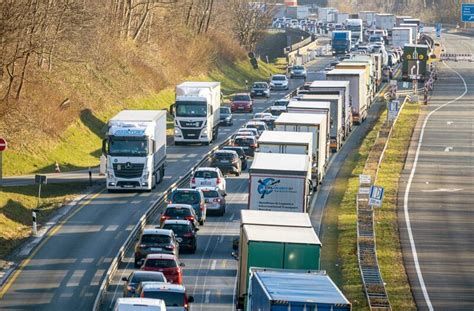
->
(374, 102, 419, 310)
(0, 182, 90, 260)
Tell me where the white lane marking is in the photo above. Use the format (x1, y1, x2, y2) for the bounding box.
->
(205, 290, 211, 303)
(229, 213, 235, 221)
(444, 146, 453, 152)
(218, 235, 224, 243)
(421, 188, 463, 193)
(211, 260, 217, 270)
(447, 121, 453, 125)
(403, 61, 467, 311)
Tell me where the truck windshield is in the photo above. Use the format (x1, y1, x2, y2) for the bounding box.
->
(109, 137, 148, 157)
(176, 101, 207, 117)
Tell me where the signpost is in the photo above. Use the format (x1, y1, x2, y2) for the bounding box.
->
(462, 3, 474, 22)
(35, 174, 47, 208)
(369, 185, 385, 207)
(0, 137, 7, 187)
(388, 100, 400, 122)
(435, 23, 442, 38)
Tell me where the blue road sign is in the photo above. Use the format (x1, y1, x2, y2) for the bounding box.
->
(462, 3, 474, 22)
(435, 23, 442, 38)
(369, 185, 384, 207)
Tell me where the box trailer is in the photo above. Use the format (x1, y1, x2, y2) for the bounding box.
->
(249, 152, 312, 212)
(337, 60, 374, 103)
(240, 209, 313, 228)
(274, 113, 328, 183)
(359, 11, 377, 27)
(257, 131, 313, 158)
(375, 13, 396, 33)
(326, 68, 368, 124)
(396, 15, 412, 26)
(237, 224, 322, 309)
(294, 94, 344, 151)
(392, 27, 413, 48)
(247, 269, 352, 311)
(399, 23, 418, 43)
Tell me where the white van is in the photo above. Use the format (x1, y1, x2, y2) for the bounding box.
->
(114, 298, 166, 311)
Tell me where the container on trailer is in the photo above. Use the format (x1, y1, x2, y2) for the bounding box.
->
(392, 27, 413, 48)
(247, 268, 352, 311)
(337, 12, 349, 24)
(359, 11, 377, 27)
(399, 23, 418, 42)
(257, 131, 313, 158)
(396, 15, 412, 26)
(375, 13, 396, 33)
(240, 209, 313, 228)
(337, 60, 374, 102)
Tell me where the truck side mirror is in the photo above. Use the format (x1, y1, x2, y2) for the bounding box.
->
(102, 139, 107, 155)
(170, 104, 175, 116)
(188, 296, 195, 303)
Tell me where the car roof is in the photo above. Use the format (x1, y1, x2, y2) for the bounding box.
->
(214, 150, 238, 155)
(234, 136, 256, 140)
(163, 219, 193, 225)
(246, 121, 266, 126)
(223, 146, 244, 150)
(145, 253, 177, 260)
(234, 92, 250, 96)
(142, 282, 186, 293)
(272, 74, 287, 78)
(173, 188, 201, 193)
(130, 270, 166, 278)
(166, 204, 193, 209)
(197, 186, 221, 192)
(239, 127, 258, 132)
(142, 228, 173, 236)
(195, 167, 220, 172)
(253, 81, 268, 85)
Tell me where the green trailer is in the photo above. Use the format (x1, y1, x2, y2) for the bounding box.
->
(402, 44, 430, 81)
(236, 223, 321, 308)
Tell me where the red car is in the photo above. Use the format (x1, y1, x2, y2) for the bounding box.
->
(141, 253, 184, 284)
(231, 93, 253, 113)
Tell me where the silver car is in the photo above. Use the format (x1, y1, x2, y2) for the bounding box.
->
(199, 187, 226, 216)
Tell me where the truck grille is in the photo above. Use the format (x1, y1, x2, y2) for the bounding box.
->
(179, 121, 203, 128)
(182, 129, 202, 139)
(113, 163, 144, 178)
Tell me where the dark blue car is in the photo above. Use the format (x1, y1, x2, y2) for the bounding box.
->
(168, 188, 207, 225)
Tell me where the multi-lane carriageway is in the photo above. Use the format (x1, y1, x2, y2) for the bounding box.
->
(0, 59, 332, 310)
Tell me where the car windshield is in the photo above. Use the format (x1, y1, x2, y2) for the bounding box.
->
(246, 124, 264, 131)
(233, 95, 250, 101)
(220, 107, 230, 114)
(175, 101, 207, 117)
(108, 137, 148, 157)
(142, 291, 185, 306)
(144, 259, 177, 268)
(270, 109, 283, 116)
(163, 224, 193, 234)
(194, 171, 218, 179)
(253, 83, 267, 88)
(171, 192, 200, 204)
(164, 207, 192, 217)
(234, 138, 255, 146)
(274, 100, 288, 106)
(130, 273, 166, 284)
(141, 234, 171, 245)
(293, 66, 304, 70)
(202, 190, 219, 198)
(272, 76, 286, 81)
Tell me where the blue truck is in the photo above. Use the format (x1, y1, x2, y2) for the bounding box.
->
(247, 268, 351, 311)
(332, 31, 352, 55)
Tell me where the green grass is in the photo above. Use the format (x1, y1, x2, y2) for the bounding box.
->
(374, 102, 419, 310)
(0, 182, 89, 260)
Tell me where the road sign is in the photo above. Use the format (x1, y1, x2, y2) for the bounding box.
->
(435, 23, 442, 38)
(35, 174, 47, 185)
(462, 3, 474, 22)
(369, 185, 384, 207)
(359, 174, 371, 185)
(388, 100, 400, 121)
(0, 137, 7, 152)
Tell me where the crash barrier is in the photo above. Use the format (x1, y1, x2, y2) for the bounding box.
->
(440, 53, 473, 62)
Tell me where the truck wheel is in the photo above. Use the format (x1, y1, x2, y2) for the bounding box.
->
(152, 173, 157, 189)
(160, 167, 165, 181)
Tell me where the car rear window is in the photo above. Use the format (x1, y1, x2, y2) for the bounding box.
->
(171, 191, 200, 204)
(141, 234, 172, 244)
(194, 171, 218, 179)
(144, 258, 178, 268)
(164, 207, 192, 217)
(163, 224, 193, 234)
(142, 291, 185, 306)
(253, 83, 267, 88)
(130, 272, 166, 284)
(202, 190, 219, 198)
(274, 100, 288, 106)
(234, 138, 255, 146)
(214, 152, 235, 160)
(246, 124, 264, 131)
(233, 95, 250, 101)
(223, 147, 243, 156)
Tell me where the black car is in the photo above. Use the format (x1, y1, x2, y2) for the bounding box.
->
(210, 150, 242, 175)
(219, 106, 233, 126)
(122, 270, 167, 297)
(250, 82, 270, 98)
(160, 204, 199, 228)
(222, 146, 248, 170)
(168, 188, 206, 225)
(134, 228, 179, 268)
(162, 219, 198, 253)
(233, 136, 257, 157)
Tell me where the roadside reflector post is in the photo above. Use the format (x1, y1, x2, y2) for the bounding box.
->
(32, 211, 37, 236)
(89, 167, 92, 186)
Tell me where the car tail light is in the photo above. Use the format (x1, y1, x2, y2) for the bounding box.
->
(140, 292, 144, 298)
(250, 143, 257, 148)
(191, 177, 195, 184)
(177, 273, 183, 284)
(183, 232, 193, 237)
(185, 216, 194, 222)
(165, 245, 175, 250)
(216, 178, 221, 184)
(213, 198, 221, 203)
(200, 204, 204, 211)
(160, 215, 170, 222)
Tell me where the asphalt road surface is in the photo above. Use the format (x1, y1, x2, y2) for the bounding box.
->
(399, 32, 474, 310)
(0, 59, 332, 310)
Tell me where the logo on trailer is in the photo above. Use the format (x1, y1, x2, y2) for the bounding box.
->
(257, 178, 281, 199)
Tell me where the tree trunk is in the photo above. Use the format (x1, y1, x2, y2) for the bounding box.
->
(15, 51, 30, 100)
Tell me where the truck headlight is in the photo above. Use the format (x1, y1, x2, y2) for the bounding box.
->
(270, 82, 275, 87)
(142, 172, 149, 180)
(107, 171, 114, 179)
(202, 128, 208, 134)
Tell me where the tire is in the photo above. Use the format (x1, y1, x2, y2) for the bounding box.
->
(134, 258, 141, 268)
(199, 219, 204, 226)
(160, 166, 165, 180)
(236, 170, 241, 176)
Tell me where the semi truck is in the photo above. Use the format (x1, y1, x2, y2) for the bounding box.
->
(172, 82, 221, 145)
(240, 209, 313, 229)
(359, 11, 377, 27)
(402, 44, 430, 81)
(274, 113, 328, 183)
(248, 152, 312, 212)
(392, 27, 413, 48)
(257, 130, 313, 159)
(375, 13, 396, 34)
(399, 23, 418, 43)
(304, 80, 352, 138)
(318, 7, 338, 23)
(337, 12, 349, 24)
(236, 224, 321, 309)
(247, 269, 351, 311)
(331, 31, 352, 55)
(337, 60, 374, 103)
(293, 94, 344, 151)
(345, 19, 363, 45)
(103, 110, 167, 191)
(326, 68, 368, 124)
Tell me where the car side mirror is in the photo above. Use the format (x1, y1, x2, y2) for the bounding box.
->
(121, 277, 128, 282)
(195, 227, 200, 232)
(223, 193, 227, 197)
(188, 296, 195, 303)
(180, 262, 185, 267)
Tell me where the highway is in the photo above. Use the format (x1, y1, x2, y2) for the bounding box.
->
(0, 59, 332, 310)
(400, 32, 474, 310)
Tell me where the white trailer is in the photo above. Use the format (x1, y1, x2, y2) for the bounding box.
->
(326, 68, 368, 124)
(337, 12, 349, 25)
(293, 95, 343, 151)
(319, 7, 338, 23)
(304, 80, 352, 138)
(249, 152, 312, 213)
(338, 59, 374, 103)
(392, 27, 413, 48)
(172, 82, 221, 145)
(375, 13, 396, 33)
(257, 131, 313, 158)
(104, 110, 167, 191)
(274, 113, 328, 183)
(399, 23, 418, 43)
(359, 11, 377, 27)
(346, 19, 364, 44)
(396, 16, 412, 26)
